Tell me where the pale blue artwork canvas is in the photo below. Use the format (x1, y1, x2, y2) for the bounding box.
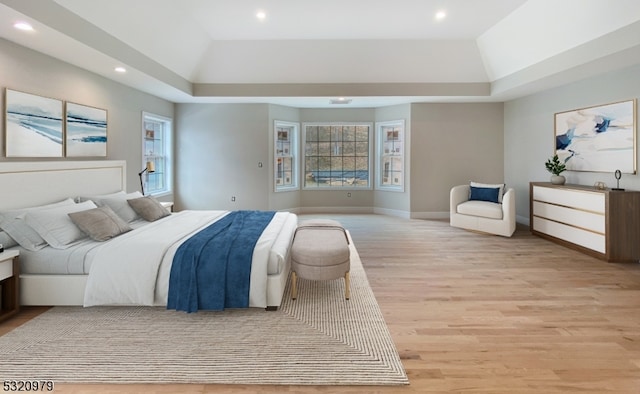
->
(5, 89, 63, 157)
(65, 102, 107, 157)
(555, 100, 636, 174)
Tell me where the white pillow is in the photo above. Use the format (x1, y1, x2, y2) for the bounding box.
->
(75, 191, 125, 203)
(23, 200, 98, 249)
(469, 181, 506, 203)
(95, 192, 143, 222)
(0, 231, 18, 249)
(0, 198, 76, 251)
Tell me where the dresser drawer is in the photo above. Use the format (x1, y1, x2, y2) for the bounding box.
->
(533, 216, 606, 253)
(0, 259, 13, 281)
(532, 201, 605, 234)
(533, 186, 605, 213)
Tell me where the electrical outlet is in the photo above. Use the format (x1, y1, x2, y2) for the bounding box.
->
(231, 196, 236, 202)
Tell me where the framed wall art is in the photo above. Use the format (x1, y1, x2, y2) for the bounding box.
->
(4, 89, 64, 157)
(554, 99, 636, 174)
(65, 102, 107, 157)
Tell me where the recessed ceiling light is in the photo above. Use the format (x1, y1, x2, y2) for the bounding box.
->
(114, 66, 127, 73)
(435, 11, 446, 20)
(330, 98, 352, 105)
(13, 21, 34, 31)
(256, 11, 266, 20)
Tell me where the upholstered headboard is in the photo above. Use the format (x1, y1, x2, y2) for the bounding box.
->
(0, 160, 126, 211)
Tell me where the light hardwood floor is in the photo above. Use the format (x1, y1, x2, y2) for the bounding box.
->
(3, 214, 640, 393)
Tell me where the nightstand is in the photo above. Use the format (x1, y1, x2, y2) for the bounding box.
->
(0, 249, 20, 323)
(160, 201, 174, 212)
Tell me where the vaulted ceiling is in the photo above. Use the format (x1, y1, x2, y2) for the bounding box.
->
(1, 0, 640, 107)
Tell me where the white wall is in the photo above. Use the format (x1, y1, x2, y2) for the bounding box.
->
(504, 63, 640, 224)
(410, 102, 505, 218)
(0, 38, 175, 196)
(175, 104, 271, 211)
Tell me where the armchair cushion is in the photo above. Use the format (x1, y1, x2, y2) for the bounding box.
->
(457, 200, 503, 220)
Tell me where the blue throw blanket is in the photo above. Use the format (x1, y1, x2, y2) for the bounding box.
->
(167, 210, 276, 313)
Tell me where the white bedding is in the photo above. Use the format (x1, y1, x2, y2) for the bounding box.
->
(83, 210, 296, 308)
(17, 219, 150, 275)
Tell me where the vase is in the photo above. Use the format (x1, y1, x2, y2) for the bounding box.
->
(550, 175, 566, 185)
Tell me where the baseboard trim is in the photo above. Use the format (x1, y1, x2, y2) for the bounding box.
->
(373, 207, 411, 219)
(299, 206, 375, 214)
(517, 214, 530, 226)
(410, 211, 450, 220)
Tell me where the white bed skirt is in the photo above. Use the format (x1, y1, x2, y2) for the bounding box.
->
(20, 256, 291, 309)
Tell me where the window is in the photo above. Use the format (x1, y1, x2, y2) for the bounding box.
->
(376, 120, 405, 191)
(274, 120, 299, 191)
(303, 123, 372, 189)
(142, 112, 172, 196)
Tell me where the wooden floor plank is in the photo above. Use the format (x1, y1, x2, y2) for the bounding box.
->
(2, 214, 640, 393)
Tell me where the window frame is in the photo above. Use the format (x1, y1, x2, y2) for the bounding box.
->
(375, 119, 405, 192)
(141, 111, 172, 197)
(274, 120, 300, 192)
(302, 122, 373, 190)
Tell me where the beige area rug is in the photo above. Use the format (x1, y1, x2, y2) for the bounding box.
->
(0, 239, 408, 386)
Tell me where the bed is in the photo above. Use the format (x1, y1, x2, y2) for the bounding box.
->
(0, 160, 297, 310)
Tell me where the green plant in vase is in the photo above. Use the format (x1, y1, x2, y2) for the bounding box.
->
(545, 154, 566, 185)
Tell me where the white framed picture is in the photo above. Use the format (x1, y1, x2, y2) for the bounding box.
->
(5, 89, 63, 157)
(66, 102, 107, 157)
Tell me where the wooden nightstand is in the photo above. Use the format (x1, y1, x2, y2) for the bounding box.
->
(160, 201, 174, 212)
(0, 249, 20, 323)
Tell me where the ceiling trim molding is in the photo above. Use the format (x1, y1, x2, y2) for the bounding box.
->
(193, 82, 491, 98)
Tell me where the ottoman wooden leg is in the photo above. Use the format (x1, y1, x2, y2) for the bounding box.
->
(291, 271, 298, 300)
(345, 271, 350, 300)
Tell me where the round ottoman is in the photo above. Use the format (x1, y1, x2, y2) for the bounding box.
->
(290, 219, 350, 300)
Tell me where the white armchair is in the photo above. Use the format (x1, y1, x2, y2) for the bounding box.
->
(450, 184, 516, 237)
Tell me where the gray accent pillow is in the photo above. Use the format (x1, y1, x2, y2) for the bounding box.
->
(69, 205, 133, 242)
(127, 196, 170, 222)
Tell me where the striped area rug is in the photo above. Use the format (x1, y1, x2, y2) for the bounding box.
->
(0, 237, 408, 385)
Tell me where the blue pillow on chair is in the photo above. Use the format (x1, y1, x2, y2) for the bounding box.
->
(469, 186, 500, 203)
(470, 181, 505, 202)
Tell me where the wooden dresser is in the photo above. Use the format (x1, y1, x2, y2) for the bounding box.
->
(530, 182, 640, 262)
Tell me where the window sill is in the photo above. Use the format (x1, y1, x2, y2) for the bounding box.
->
(148, 190, 172, 198)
